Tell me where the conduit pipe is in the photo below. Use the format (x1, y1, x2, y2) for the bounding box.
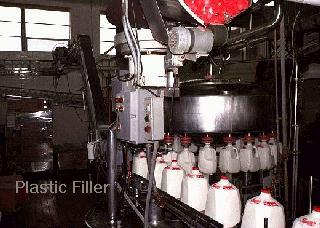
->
(226, 0, 283, 48)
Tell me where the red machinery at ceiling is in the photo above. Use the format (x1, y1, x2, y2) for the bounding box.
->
(181, 0, 251, 25)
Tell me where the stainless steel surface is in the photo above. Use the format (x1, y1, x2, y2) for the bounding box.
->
(164, 92, 275, 133)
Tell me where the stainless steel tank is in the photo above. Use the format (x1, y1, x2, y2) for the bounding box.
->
(164, 80, 275, 133)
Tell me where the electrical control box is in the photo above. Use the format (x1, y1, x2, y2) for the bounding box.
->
(112, 79, 164, 144)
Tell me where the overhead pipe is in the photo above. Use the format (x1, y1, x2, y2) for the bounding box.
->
(226, 0, 283, 48)
(287, 0, 320, 6)
(245, 0, 274, 14)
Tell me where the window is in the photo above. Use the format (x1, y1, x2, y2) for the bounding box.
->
(0, 6, 22, 51)
(0, 5, 70, 52)
(100, 14, 116, 55)
(25, 9, 70, 51)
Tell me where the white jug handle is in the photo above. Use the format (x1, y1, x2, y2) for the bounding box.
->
(253, 146, 259, 158)
(233, 147, 239, 159)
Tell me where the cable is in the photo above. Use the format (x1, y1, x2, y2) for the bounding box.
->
(134, 83, 160, 97)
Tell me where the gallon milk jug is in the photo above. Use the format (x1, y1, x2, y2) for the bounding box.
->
(153, 155, 167, 188)
(181, 167, 208, 211)
(132, 150, 148, 179)
(161, 160, 185, 198)
(163, 133, 178, 164)
(198, 135, 217, 174)
(205, 176, 241, 227)
(177, 134, 195, 174)
(241, 188, 285, 228)
(240, 133, 260, 172)
(293, 206, 320, 228)
(219, 134, 240, 173)
(268, 131, 282, 166)
(235, 137, 244, 151)
(257, 134, 273, 170)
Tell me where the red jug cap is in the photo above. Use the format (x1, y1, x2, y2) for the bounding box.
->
(192, 167, 199, 170)
(244, 133, 254, 142)
(260, 133, 269, 141)
(164, 133, 174, 144)
(181, 133, 192, 146)
(224, 133, 235, 143)
(221, 176, 228, 180)
(261, 188, 271, 194)
(313, 206, 320, 212)
(201, 134, 213, 144)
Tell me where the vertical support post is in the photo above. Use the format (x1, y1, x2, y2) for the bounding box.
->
(106, 129, 117, 225)
(292, 62, 300, 219)
(280, 17, 289, 214)
(274, 29, 280, 142)
(309, 176, 313, 213)
(21, 8, 27, 51)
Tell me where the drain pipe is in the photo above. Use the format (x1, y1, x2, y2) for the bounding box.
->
(226, 0, 283, 48)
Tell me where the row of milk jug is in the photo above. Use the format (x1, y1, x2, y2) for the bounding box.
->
(162, 160, 286, 228)
(133, 133, 281, 182)
(133, 152, 285, 228)
(163, 133, 281, 175)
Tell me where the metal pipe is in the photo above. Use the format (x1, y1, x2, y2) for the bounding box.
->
(280, 16, 289, 213)
(144, 143, 159, 227)
(105, 129, 117, 225)
(226, 0, 283, 47)
(228, 37, 269, 50)
(309, 176, 313, 213)
(292, 62, 300, 219)
(286, 0, 320, 6)
(246, 0, 274, 14)
(274, 29, 280, 143)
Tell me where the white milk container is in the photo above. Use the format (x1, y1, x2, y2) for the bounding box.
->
(219, 134, 240, 173)
(241, 188, 285, 228)
(257, 134, 274, 170)
(181, 167, 208, 211)
(198, 135, 217, 174)
(153, 155, 167, 188)
(205, 176, 241, 227)
(240, 133, 260, 172)
(132, 150, 148, 179)
(293, 206, 320, 228)
(177, 134, 195, 174)
(161, 160, 185, 198)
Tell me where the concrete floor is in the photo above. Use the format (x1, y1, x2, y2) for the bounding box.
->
(0, 171, 95, 228)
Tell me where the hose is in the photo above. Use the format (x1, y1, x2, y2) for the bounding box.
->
(121, 0, 141, 81)
(121, 0, 138, 80)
